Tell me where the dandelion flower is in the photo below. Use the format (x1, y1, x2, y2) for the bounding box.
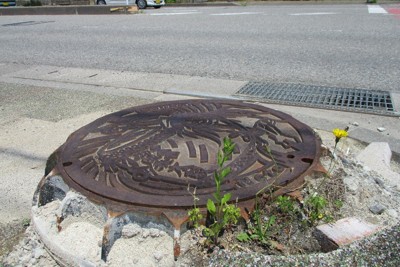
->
(333, 128, 348, 139)
(332, 128, 348, 147)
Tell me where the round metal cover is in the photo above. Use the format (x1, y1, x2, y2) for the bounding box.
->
(58, 99, 321, 209)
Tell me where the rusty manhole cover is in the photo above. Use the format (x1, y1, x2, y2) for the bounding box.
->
(34, 99, 323, 263)
(57, 99, 321, 210)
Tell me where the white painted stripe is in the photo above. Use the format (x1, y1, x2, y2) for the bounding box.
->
(289, 12, 337, 16)
(211, 12, 263, 16)
(166, 9, 198, 12)
(150, 12, 200, 16)
(368, 5, 387, 14)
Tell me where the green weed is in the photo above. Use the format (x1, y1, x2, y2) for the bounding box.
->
(187, 187, 203, 228)
(303, 193, 328, 226)
(22, 218, 31, 227)
(188, 137, 240, 246)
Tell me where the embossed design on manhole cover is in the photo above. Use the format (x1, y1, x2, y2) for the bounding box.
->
(58, 99, 321, 209)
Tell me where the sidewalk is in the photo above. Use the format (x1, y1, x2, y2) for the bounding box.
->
(2, 63, 399, 152)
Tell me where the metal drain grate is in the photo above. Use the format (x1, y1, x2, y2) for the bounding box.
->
(236, 82, 397, 116)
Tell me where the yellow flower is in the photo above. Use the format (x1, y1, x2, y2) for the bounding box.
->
(332, 128, 348, 147)
(332, 128, 348, 139)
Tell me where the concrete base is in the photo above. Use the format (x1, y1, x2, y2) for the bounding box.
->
(32, 173, 179, 266)
(357, 142, 400, 190)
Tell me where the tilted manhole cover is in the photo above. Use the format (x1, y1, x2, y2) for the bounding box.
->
(58, 99, 321, 208)
(33, 99, 322, 263)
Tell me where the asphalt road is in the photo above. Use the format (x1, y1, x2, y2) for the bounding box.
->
(1, 4, 399, 92)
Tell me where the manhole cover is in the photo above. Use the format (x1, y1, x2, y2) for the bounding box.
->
(236, 82, 398, 116)
(56, 99, 321, 210)
(35, 99, 322, 263)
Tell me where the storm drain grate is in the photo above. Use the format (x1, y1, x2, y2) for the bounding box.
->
(236, 82, 397, 116)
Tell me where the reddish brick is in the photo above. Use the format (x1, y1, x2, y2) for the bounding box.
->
(314, 217, 381, 252)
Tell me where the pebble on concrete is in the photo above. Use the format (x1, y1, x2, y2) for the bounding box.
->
(369, 203, 386, 215)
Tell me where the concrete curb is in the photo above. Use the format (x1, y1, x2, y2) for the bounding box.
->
(0, 5, 137, 15)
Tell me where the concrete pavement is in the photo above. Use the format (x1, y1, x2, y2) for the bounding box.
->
(0, 62, 399, 227)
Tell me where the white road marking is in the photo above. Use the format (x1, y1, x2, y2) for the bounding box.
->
(289, 12, 337, 16)
(211, 12, 263, 16)
(165, 9, 199, 12)
(150, 12, 201, 16)
(367, 5, 388, 14)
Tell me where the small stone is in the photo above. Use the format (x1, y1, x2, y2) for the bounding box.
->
(153, 251, 163, 262)
(386, 209, 398, 219)
(149, 228, 160, 238)
(34, 248, 45, 259)
(142, 229, 150, 238)
(377, 127, 386, 132)
(20, 254, 31, 264)
(219, 240, 228, 249)
(212, 245, 220, 255)
(373, 177, 385, 187)
(199, 237, 207, 246)
(343, 177, 358, 194)
(29, 257, 37, 265)
(363, 166, 371, 172)
(159, 230, 166, 237)
(122, 224, 142, 238)
(351, 122, 359, 126)
(369, 203, 386, 215)
(341, 158, 351, 165)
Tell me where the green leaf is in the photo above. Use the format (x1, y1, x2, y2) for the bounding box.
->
(213, 192, 221, 202)
(221, 193, 231, 205)
(214, 171, 220, 184)
(224, 137, 234, 149)
(203, 227, 214, 238)
(217, 151, 224, 167)
(220, 167, 231, 179)
(223, 204, 240, 225)
(223, 137, 230, 147)
(207, 199, 216, 214)
(237, 232, 250, 242)
(250, 234, 259, 240)
(267, 215, 276, 228)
